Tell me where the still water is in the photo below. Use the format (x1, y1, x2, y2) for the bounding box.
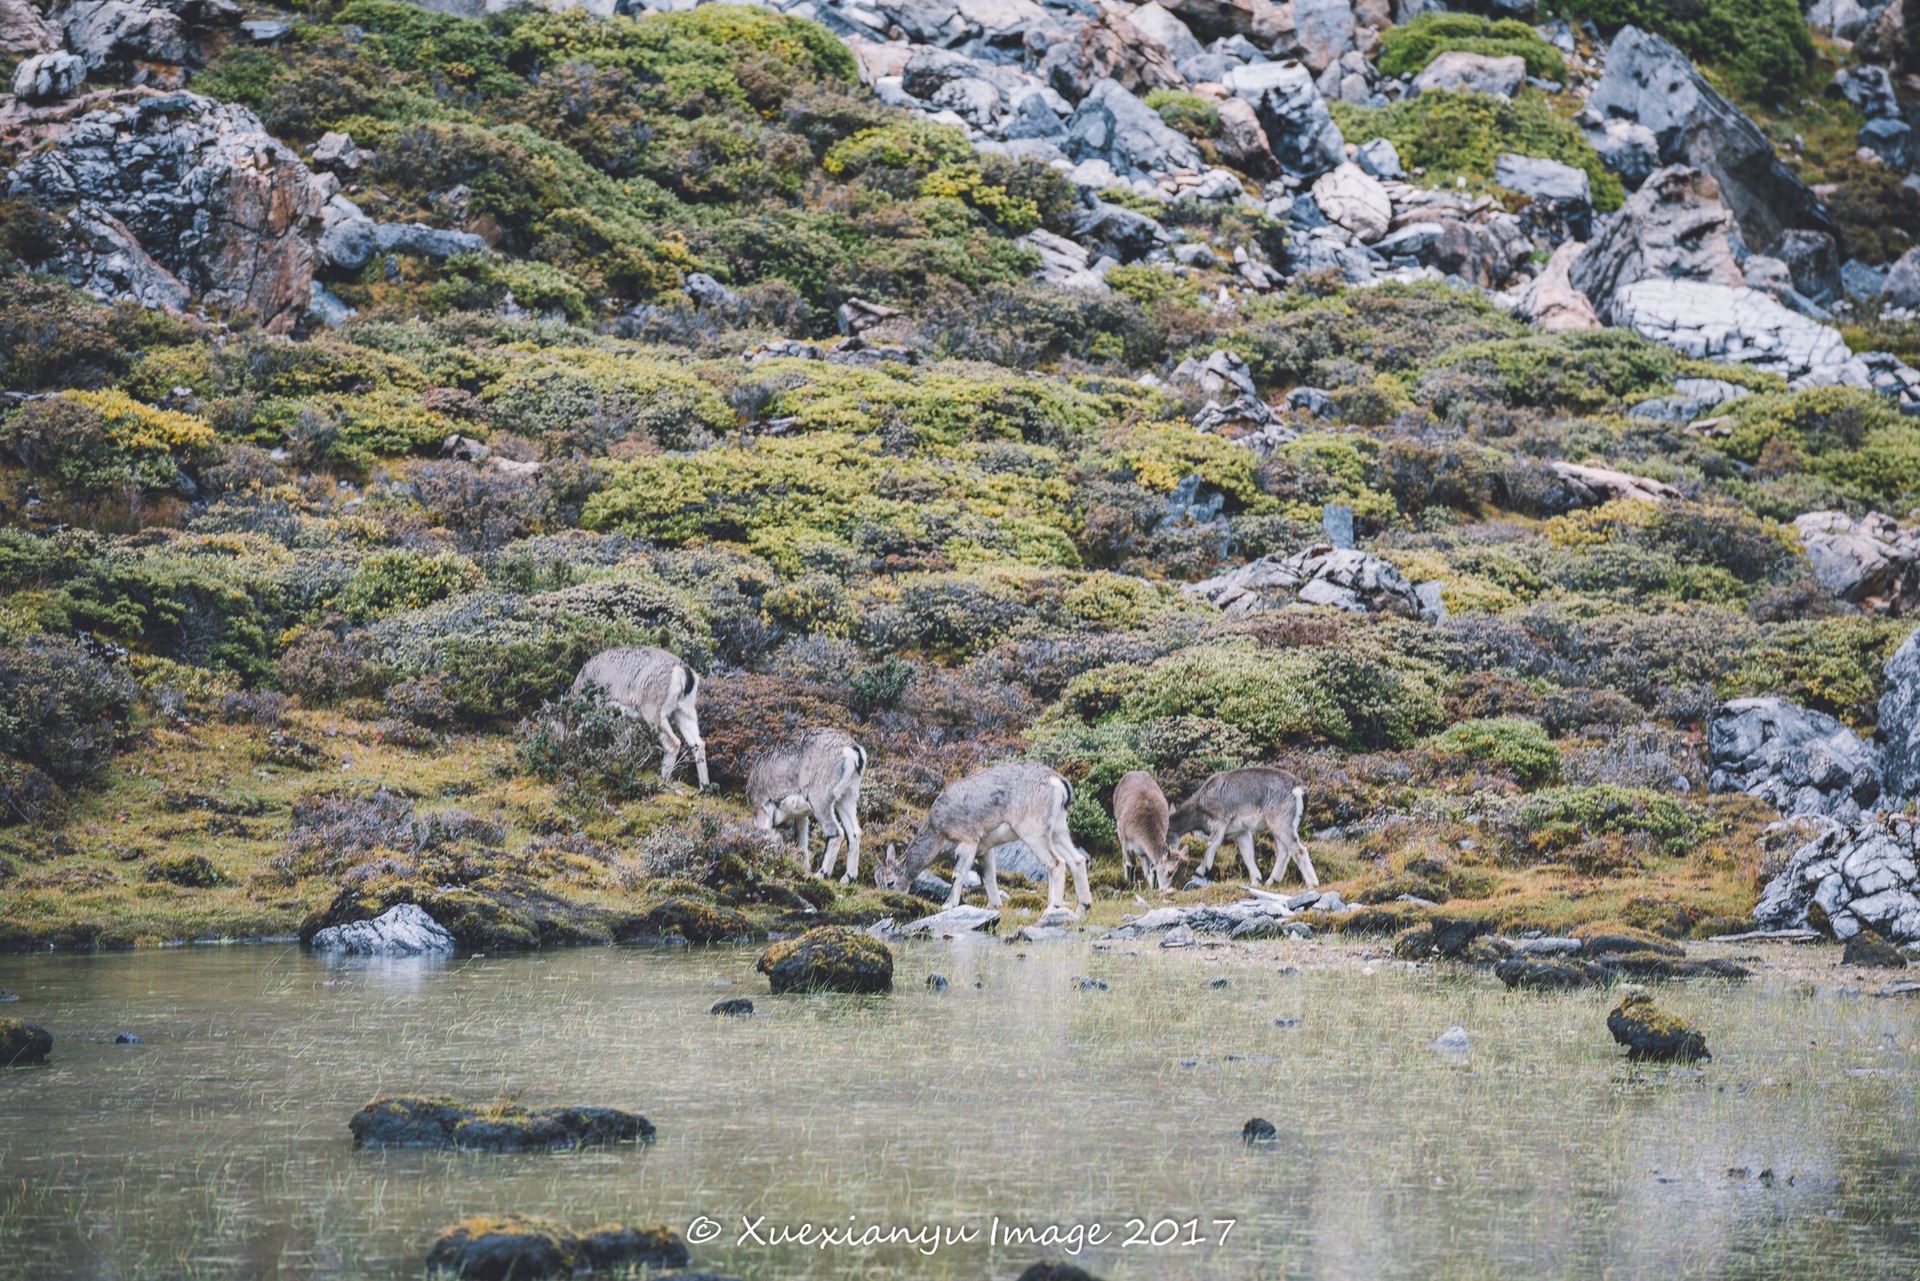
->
(1, 939, 1917, 1280)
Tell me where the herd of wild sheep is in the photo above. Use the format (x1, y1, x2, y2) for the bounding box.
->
(572, 646, 1317, 918)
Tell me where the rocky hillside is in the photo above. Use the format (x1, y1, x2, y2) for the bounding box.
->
(1, 0, 1919, 951)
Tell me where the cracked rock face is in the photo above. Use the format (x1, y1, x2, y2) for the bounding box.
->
(0, 0, 58, 57)
(1570, 166, 1744, 324)
(1881, 629, 1920, 803)
(1708, 697, 1882, 821)
(1584, 26, 1833, 253)
(5, 91, 328, 331)
(1754, 812, 1920, 942)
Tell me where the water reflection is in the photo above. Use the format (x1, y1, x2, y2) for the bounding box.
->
(0, 943, 1915, 1280)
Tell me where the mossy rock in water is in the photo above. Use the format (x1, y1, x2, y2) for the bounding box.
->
(576, 1224, 690, 1272)
(1607, 992, 1709, 1062)
(618, 896, 753, 944)
(426, 1214, 578, 1279)
(1392, 915, 1492, 960)
(300, 877, 612, 951)
(1495, 957, 1614, 991)
(757, 925, 893, 994)
(0, 1018, 51, 1066)
(1842, 930, 1907, 969)
(145, 852, 222, 887)
(351, 1096, 654, 1151)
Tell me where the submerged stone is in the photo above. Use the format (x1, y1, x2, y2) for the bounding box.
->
(710, 997, 755, 1016)
(350, 1096, 654, 1151)
(1495, 957, 1614, 991)
(1242, 1116, 1278, 1143)
(756, 926, 893, 995)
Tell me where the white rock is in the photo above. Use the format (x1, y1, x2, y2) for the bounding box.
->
(1310, 162, 1390, 243)
(310, 904, 455, 956)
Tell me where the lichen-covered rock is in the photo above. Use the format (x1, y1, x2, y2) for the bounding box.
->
(1187, 545, 1440, 620)
(575, 1224, 691, 1273)
(1607, 991, 1709, 1062)
(1793, 512, 1920, 615)
(59, 0, 241, 82)
(350, 1096, 655, 1150)
(1392, 916, 1492, 960)
(1708, 697, 1882, 821)
(757, 925, 894, 994)
(1609, 280, 1860, 386)
(0, 0, 58, 58)
(0, 1018, 52, 1066)
(1041, 11, 1185, 103)
(1843, 930, 1908, 969)
(5, 91, 328, 331)
(310, 903, 455, 956)
(1753, 810, 1920, 942)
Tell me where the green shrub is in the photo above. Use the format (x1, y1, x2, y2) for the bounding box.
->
(1378, 14, 1567, 81)
(1508, 785, 1704, 857)
(1430, 716, 1560, 786)
(1331, 92, 1624, 212)
(1, 390, 214, 495)
(1719, 386, 1920, 511)
(1144, 89, 1222, 139)
(1554, 0, 1811, 101)
(338, 552, 485, 623)
(516, 681, 663, 799)
(0, 637, 136, 794)
(146, 853, 223, 888)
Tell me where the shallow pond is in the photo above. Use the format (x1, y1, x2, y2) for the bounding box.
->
(1, 939, 1918, 1280)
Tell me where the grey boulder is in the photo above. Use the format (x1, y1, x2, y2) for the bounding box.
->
(1753, 812, 1920, 942)
(1223, 59, 1344, 178)
(1884, 247, 1920, 310)
(1569, 166, 1743, 325)
(1882, 629, 1920, 803)
(1188, 545, 1440, 620)
(1065, 77, 1203, 179)
(1411, 50, 1524, 100)
(1585, 26, 1833, 253)
(1708, 697, 1881, 821)
(1494, 152, 1592, 241)
(10, 49, 84, 100)
(1793, 511, 1920, 614)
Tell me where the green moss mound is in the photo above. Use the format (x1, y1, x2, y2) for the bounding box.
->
(1332, 92, 1624, 213)
(425, 1214, 689, 1279)
(1378, 14, 1567, 81)
(351, 1095, 655, 1150)
(1606, 991, 1709, 1062)
(145, 853, 223, 888)
(757, 924, 893, 994)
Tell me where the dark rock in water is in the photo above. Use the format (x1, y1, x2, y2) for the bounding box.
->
(926, 973, 950, 991)
(350, 1096, 654, 1151)
(577, 1224, 692, 1272)
(1495, 958, 1615, 991)
(1607, 992, 1709, 1062)
(425, 1216, 688, 1280)
(0, 1018, 51, 1066)
(113, 1031, 142, 1044)
(427, 1215, 577, 1280)
(0, 989, 17, 1002)
(1393, 916, 1492, 960)
(1208, 977, 1230, 989)
(1016, 1262, 1107, 1281)
(1843, 931, 1908, 969)
(710, 997, 754, 1017)
(1242, 1117, 1278, 1143)
(1072, 976, 1110, 991)
(1274, 1017, 1302, 1028)
(757, 926, 893, 995)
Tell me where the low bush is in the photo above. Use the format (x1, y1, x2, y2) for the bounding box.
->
(1430, 716, 1560, 786)
(1378, 14, 1567, 81)
(516, 682, 666, 799)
